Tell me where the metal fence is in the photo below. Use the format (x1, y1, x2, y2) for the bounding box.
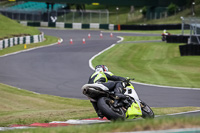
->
(181, 17, 200, 44)
(0, 9, 109, 24)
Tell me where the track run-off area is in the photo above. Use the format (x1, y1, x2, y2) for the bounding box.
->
(0, 28, 200, 110)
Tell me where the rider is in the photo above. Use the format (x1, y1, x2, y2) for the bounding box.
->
(88, 65, 126, 84)
(87, 65, 127, 118)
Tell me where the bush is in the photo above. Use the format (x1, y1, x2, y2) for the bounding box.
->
(141, 6, 147, 17)
(167, 3, 178, 15)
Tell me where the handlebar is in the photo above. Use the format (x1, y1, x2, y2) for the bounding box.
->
(123, 78, 134, 82)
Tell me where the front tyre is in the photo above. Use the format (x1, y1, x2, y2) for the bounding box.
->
(140, 101, 154, 119)
(97, 97, 126, 121)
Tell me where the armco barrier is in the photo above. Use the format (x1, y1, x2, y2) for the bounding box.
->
(73, 23, 82, 29)
(20, 21, 184, 31)
(20, 21, 114, 30)
(41, 22, 48, 27)
(90, 23, 100, 29)
(0, 33, 44, 50)
(179, 44, 200, 56)
(166, 35, 190, 43)
(56, 22, 65, 28)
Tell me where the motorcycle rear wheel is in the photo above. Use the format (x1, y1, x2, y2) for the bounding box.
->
(97, 97, 126, 121)
(140, 101, 154, 119)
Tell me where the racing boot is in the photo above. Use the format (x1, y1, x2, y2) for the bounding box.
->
(91, 101, 104, 118)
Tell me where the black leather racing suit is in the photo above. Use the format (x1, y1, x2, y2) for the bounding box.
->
(88, 71, 126, 84)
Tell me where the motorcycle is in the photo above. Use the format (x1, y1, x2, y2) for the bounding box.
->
(81, 79, 154, 121)
(161, 32, 171, 41)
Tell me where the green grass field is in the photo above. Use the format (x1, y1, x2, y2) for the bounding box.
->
(0, 14, 39, 39)
(92, 36, 200, 88)
(0, 83, 95, 127)
(2, 113, 200, 133)
(0, 83, 200, 128)
(123, 36, 161, 41)
(4, 116, 200, 133)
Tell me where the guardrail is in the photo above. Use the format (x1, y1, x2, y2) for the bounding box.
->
(20, 21, 115, 30)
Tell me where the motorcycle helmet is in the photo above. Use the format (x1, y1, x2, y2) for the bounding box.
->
(95, 65, 109, 72)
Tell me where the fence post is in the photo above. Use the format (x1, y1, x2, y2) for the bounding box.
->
(48, 11, 50, 22)
(25, 12, 27, 21)
(18, 11, 20, 21)
(90, 12, 92, 23)
(72, 11, 74, 23)
(32, 12, 34, 22)
(64, 10, 66, 23)
(12, 12, 14, 19)
(81, 11, 83, 23)
(99, 10, 101, 24)
(107, 10, 109, 24)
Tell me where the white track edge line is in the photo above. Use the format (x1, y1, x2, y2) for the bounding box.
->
(131, 81, 200, 90)
(166, 109, 200, 116)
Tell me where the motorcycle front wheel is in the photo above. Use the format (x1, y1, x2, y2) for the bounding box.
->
(140, 101, 154, 119)
(97, 97, 126, 121)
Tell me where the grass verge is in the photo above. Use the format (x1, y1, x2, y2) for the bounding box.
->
(0, 35, 58, 56)
(0, 83, 200, 127)
(109, 30, 190, 35)
(0, 14, 39, 39)
(123, 36, 161, 41)
(2, 116, 200, 133)
(0, 83, 95, 127)
(92, 36, 200, 88)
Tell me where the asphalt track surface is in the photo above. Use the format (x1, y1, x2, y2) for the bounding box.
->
(0, 28, 200, 108)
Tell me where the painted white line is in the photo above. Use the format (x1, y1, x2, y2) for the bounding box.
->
(131, 81, 200, 90)
(0, 38, 63, 58)
(155, 110, 200, 118)
(166, 110, 200, 116)
(89, 36, 124, 70)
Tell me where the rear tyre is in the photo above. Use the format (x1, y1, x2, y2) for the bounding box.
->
(97, 97, 126, 121)
(141, 101, 154, 119)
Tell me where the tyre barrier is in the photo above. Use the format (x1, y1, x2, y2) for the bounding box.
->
(190, 35, 200, 45)
(119, 24, 184, 30)
(166, 35, 190, 43)
(179, 44, 200, 56)
(0, 32, 44, 50)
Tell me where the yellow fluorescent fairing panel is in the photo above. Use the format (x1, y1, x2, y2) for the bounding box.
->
(126, 102, 142, 119)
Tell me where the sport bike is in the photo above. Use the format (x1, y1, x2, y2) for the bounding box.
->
(81, 79, 154, 120)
